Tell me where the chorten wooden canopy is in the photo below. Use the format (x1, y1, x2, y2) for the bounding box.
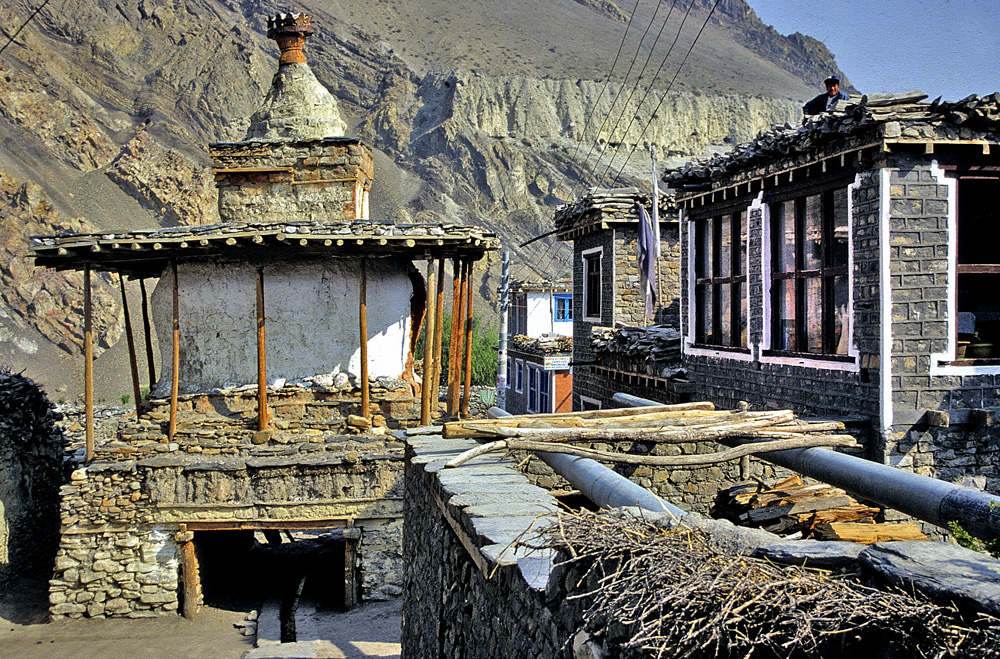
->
(31, 220, 500, 278)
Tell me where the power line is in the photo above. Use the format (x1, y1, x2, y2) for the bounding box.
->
(0, 0, 51, 58)
(570, 0, 643, 167)
(586, 0, 681, 186)
(611, 0, 722, 187)
(596, 0, 699, 185)
(580, 0, 667, 181)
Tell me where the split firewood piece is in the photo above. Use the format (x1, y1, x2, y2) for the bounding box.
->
(441, 402, 717, 438)
(812, 521, 927, 543)
(443, 434, 857, 468)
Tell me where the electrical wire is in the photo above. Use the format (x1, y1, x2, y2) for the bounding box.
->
(570, 0, 643, 167)
(596, 0, 699, 185)
(610, 0, 721, 186)
(580, 0, 667, 180)
(587, 0, 681, 186)
(0, 0, 51, 57)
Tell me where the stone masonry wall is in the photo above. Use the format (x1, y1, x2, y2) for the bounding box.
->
(212, 138, 374, 224)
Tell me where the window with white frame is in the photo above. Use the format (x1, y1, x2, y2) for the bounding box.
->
(526, 365, 539, 412)
(510, 293, 527, 336)
(582, 248, 602, 320)
(769, 187, 850, 357)
(694, 210, 747, 347)
(954, 175, 1000, 361)
(514, 359, 524, 392)
(579, 395, 601, 411)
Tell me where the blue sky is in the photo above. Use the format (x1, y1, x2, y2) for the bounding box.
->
(748, 0, 1000, 101)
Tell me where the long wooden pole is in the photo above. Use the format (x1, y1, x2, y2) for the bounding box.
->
(119, 275, 142, 415)
(430, 259, 446, 418)
(168, 261, 179, 441)
(460, 259, 475, 418)
(359, 259, 369, 418)
(139, 278, 156, 387)
(256, 267, 268, 431)
(447, 258, 464, 416)
(178, 523, 200, 620)
(420, 261, 437, 426)
(83, 263, 94, 462)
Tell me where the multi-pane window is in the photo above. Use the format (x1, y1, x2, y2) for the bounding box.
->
(514, 360, 524, 392)
(955, 176, 1000, 360)
(583, 250, 602, 319)
(554, 294, 572, 321)
(526, 365, 550, 413)
(526, 366, 539, 412)
(770, 188, 850, 356)
(510, 294, 527, 336)
(695, 210, 747, 347)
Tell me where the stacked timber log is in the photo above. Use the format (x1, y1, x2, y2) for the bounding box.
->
(512, 333, 572, 355)
(591, 324, 681, 361)
(716, 475, 927, 543)
(666, 90, 1000, 186)
(435, 402, 858, 468)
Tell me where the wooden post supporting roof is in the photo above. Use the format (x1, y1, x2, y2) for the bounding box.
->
(461, 259, 475, 418)
(431, 259, 446, 419)
(119, 275, 142, 415)
(420, 261, 437, 426)
(168, 261, 180, 441)
(84, 263, 94, 462)
(178, 524, 200, 620)
(256, 267, 268, 431)
(140, 278, 156, 388)
(359, 259, 369, 418)
(447, 259, 464, 416)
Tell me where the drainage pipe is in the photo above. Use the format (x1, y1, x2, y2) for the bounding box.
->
(613, 393, 1000, 542)
(487, 406, 686, 518)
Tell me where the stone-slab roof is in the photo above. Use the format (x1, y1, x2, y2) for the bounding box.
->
(31, 220, 500, 277)
(666, 91, 1000, 189)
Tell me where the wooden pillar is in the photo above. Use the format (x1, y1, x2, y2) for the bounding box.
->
(256, 267, 268, 431)
(420, 260, 437, 426)
(178, 524, 200, 620)
(83, 263, 94, 462)
(359, 259, 369, 418)
(119, 274, 142, 415)
(461, 259, 475, 418)
(446, 259, 464, 416)
(430, 259, 446, 419)
(168, 261, 179, 441)
(139, 278, 156, 388)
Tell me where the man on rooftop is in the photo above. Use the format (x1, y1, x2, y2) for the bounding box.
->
(803, 75, 850, 116)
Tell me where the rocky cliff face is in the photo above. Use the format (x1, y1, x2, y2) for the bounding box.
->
(0, 0, 847, 395)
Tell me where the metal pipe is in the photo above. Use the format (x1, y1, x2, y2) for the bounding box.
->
(461, 259, 474, 418)
(487, 406, 686, 517)
(613, 393, 1000, 542)
(496, 251, 510, 411)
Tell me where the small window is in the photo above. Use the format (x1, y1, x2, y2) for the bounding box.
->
(579, 396, 602, 411)
(538, 369, 551, 413)
(514, 360, 524, 392)
(526, 366, 539, 413)
(505, 356, 512, 389)
(769, 188, 849, 357)
(583, 249, 602, 320)
(554, 294, 573, 321)
(510, 293, 527, 336)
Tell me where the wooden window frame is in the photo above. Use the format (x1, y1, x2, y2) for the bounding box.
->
(582, 248, 603, 321)
(694, 210, 746, 348)
(767, 188, 850, 359)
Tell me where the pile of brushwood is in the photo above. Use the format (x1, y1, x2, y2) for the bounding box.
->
(543, 510, 1000, 658)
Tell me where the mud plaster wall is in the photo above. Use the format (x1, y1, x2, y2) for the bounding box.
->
(150, 259, 417, 395)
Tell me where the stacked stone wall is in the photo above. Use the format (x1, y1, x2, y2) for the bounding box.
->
(0, 372, 66, 590)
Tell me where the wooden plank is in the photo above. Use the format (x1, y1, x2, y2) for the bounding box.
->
(119, 275, 142, 415)
(84, 263, 94, 462)
(169, 261, 180, 441)
(431, 259, 446, 419)
(359, 259, 369, 417)
(180, 538, 200, 620)
(420, 261, 436, 426)
(813, 521, 927, 544)
(256, 267, 268, 431)
(140, 278, 156, 388)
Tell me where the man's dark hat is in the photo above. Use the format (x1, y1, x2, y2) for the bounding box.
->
(824, 75, 840, 85)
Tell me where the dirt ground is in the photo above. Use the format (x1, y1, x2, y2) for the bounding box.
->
(0, 573, 402, 659)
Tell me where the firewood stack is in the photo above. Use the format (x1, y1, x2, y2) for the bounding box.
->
(716, 475, 927, 543)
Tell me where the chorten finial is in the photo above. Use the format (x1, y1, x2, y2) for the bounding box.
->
(267, 12, 314, 65)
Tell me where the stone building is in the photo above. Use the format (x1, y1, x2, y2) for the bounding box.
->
(552, 187, 685, 410)
(667, 92, 1000, 490)
(30, 13, 497, 619)
(504, 278, 573, 415)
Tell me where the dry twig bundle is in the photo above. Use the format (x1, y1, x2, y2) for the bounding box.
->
(543, 510, 1000, 658)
